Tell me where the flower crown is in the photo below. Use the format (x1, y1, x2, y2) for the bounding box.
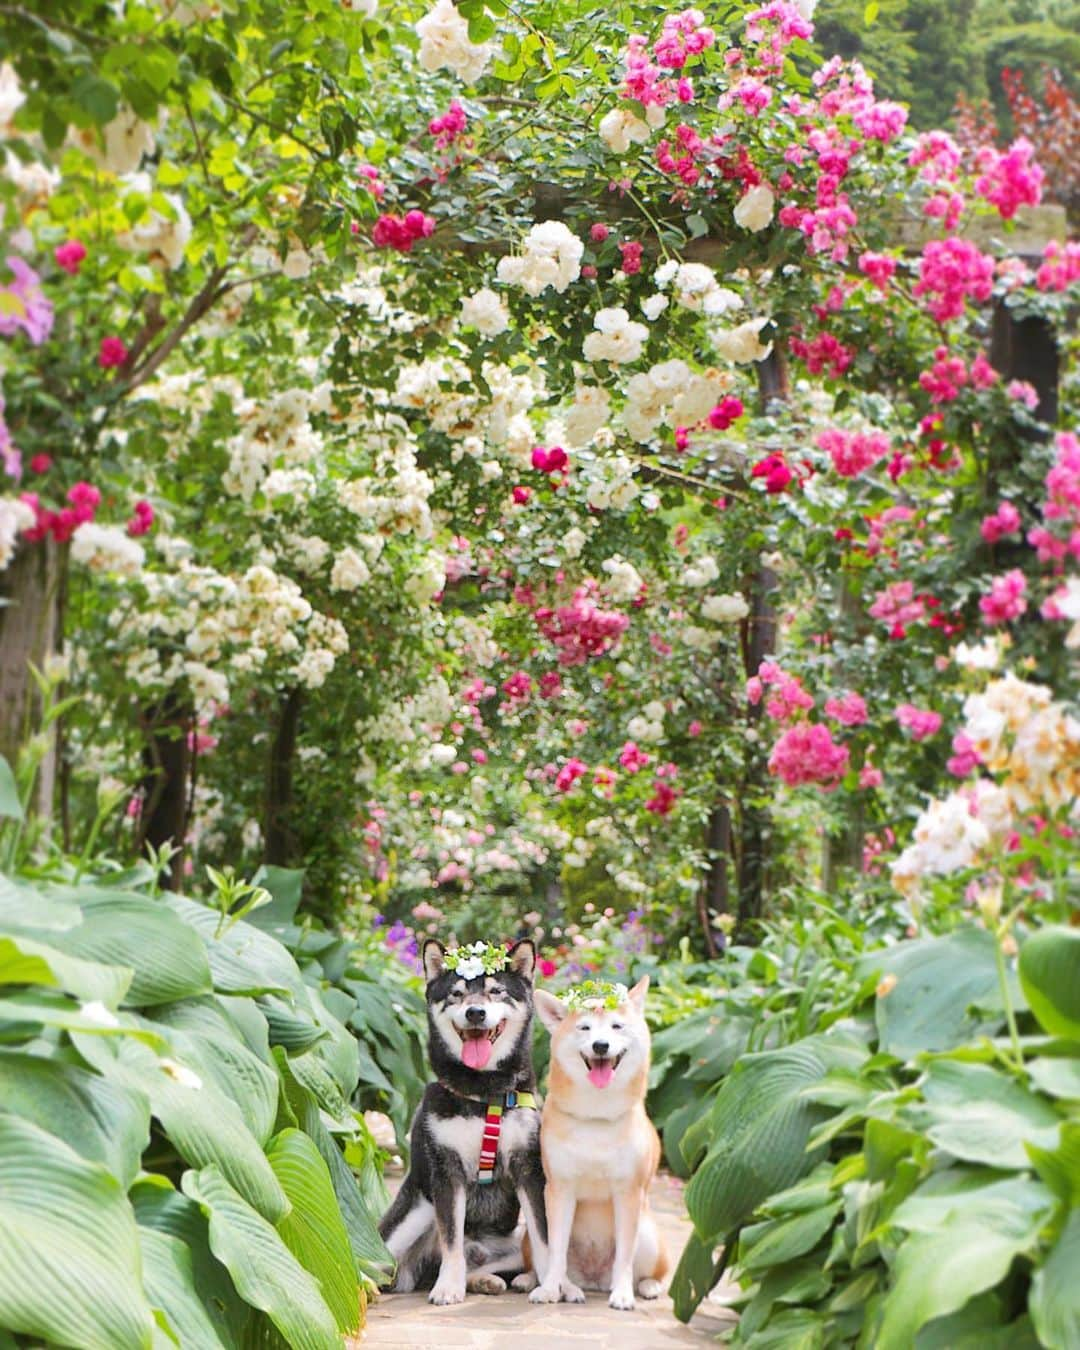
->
(562, 980, 630, 1012)
(443, 941, 509, 980)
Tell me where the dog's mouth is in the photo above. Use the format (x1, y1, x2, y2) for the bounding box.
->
(457, 1022, 503, 1070)
(582, 1051, 625, 1089)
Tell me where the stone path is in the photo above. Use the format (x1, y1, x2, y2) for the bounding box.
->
(359, 1172, 739, 1350)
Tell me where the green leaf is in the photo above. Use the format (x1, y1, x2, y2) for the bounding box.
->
(1025, 1121, 1080, 1205)
(248, 866, 305, 927)
(670, 1227, 724, 1324)
(0, 1113, 155, 1349)
(267, 1129, 361, 1333)
(739, 1202, 841, 1273)
(45, 891, 212, 1007)
(1027, 1057, 1080, 1100)
(75, 1033, 288, 1222)
(863, 928, 1004, 1056)
(865, 1, 880, 24)
(0, 931, 132, 1007)
(0, 753, 22, 820)
(165, 896, 298, 997)
(917, 1059, 1061, 1169)
(0, 1049, 149, 1188)
(876, 1204, 1046, 1350)
(684, 1037, 864, 1243)
(139, 1227, 231, 1349)
(1019, 928, 1080, 1040)
(71, 71, 121, 125)
(181, 1165, 341, 1350)
(1030, 1207, 1080, 1350)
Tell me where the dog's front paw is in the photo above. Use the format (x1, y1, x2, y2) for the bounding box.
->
(562, 1280, 586, 1304)
(636, 1278, 663, 1300)
(528, 1282, 562, 1304)
(511, 1271, 539, 1293)
(429, 1280, 466, 1306)
(467, 1273, 506, 1296)
(609, 1285, 636, 1311)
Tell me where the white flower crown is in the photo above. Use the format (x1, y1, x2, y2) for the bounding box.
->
(443, 940, 509, 981)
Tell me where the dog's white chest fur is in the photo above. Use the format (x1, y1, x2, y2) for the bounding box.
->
(429, 1107, 539, 1179)
(544, 1117, 643, 1197)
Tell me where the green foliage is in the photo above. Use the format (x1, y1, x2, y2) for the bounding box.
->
(0, 864, 391, 1348)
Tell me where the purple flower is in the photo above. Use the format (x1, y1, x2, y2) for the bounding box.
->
(0, 257, 54, 346)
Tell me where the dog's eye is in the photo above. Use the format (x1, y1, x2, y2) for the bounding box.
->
(611, 1022, 623, 1030)
(579, 1023, 591, 1032)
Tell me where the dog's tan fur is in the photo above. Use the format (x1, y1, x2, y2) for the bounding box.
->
(528, 976, 668, 1310)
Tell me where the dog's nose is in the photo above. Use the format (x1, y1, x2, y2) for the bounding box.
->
(465, 1006, 487, 1026)
(591, 1040, 610, 1057)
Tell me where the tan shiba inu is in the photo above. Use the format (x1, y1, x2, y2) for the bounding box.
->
(527, 976, 668, 1310)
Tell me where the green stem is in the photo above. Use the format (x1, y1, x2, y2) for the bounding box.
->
(993, 924, 1024, 1072)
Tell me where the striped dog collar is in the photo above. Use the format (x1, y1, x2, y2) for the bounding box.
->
(478, 1090, 538, 1185)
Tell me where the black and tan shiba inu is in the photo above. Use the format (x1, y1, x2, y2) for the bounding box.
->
(378, 938, 548, 1304)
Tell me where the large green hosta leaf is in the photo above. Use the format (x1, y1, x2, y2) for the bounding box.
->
(1030, 1208, 1080, 1350)
(42, 891, 212, 1007)
(0, 1048, 149, 1187)
(861, 928, 1003, 1056)
(0, 1113, 156, 1350)
(75, 1032, 289, 1222)
(1019, 928, 1080, 1041)
(0, 930, 131, 1006)
(132, 1177, 246, 1348)
(166, 895, 300, 997)
(916, 1059, 1061, 1168)
(267, 1129, 361, 1333)
(181, 1165, 341, 1350)
(139, 1226, 232, 1350)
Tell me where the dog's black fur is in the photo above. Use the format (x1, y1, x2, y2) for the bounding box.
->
(379, 937, 548, 1302)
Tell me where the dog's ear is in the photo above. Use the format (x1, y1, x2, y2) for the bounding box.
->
(534, 989, 567, 1033)
(627, 974, 650, 1012)
(508, 938, 536, 982)
(422, 939, 446, 983)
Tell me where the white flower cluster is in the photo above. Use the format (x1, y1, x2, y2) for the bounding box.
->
(496, 220, 584, 297)
(627, 700, 666, 743)
(622, 359, 734, 442)
(70, 523, 145, 579)
(584, 451, 639, 511)
(600, 555, 644, 602)
(460, 287, 509, 337)
(223, 383, 331, 501)
(598, 107, 658, 153)
(733, 184, 775, 233)
(712, 317, 774, 364)
(564, 385, 611, 447)
(702, 593, 749, 622)
(416, 0, 492, 84)
(0, 496, 33, 571)
(583, 307, 648, 365)
(338, 441, 435, 539)
(81, 105, 157, 175)
(682, 555, 720, 588)
(393, 356, 539, 452)
(654, 260, 742, 317)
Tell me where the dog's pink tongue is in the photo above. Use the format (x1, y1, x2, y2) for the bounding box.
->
(462, 1035, 492, 1070)
(588, 1061, 614, 1089)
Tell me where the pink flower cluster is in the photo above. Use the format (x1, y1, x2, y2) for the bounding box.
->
(356, 164, 385, 200)
(751, 451, 794, 493)
(708, 396, 744, 430)
(868, 579, 926, 638)
(0, 257, 54, 346)
(913, 237, 995, 323)
(852, 99, 908, 143)
(824, 691, 868, 726)
(1036, 240, 1080, 293)
(788, 330, 854, 378)
(748, 660, 814, 721)
(534, 586, 630, 666)
(372, 210, 435, 252)
(428, 100, 468, 149)
(623, 9, 713, 108)
(974, 138, 1043, 220)
(947, 733, 983, 778)
(857, 250, 897, 288)
(656, 123, 708, 185)
(745, 2, 813, 55)
(127, 498, 154, 537)
(768, 722, 849, 790)
(895, 703, 942, 741)
(979, 569, 1027, 625)
(99, 336, 128, 369)
(818, 427, 889, 477)
(619, 740, 652, 773)
(501, 670, 532, 703)
(908, 130, 961, 183)
(54, 239, 87, 275)
(1028, 431, 1080, 564)
(644, 776, 679, 816)
(555, 758, 588, 793)
(22, 480, 100, 544)
(919, 345, 998, 404)
(531, 445, 569, 474)
(980, 501, 1021, 544)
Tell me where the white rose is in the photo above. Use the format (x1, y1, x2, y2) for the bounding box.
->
(641, 293, 669, 321)
(430, 743, 458, 766)
(460, 286, 510, 336)
(582, 306, 648, 365)
(598, 107, 651, 153)
(733, 184, 775, 233)
(682, 556, 720, 588)
(330, 547, 371, 592)
(702, 593, 749, 622)
(563, 526, 587, 558)
(712, 317, 774, 364)
(416, 0, 491, 83)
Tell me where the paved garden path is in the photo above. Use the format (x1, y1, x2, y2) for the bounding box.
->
(359, 1172, 738, 1350)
